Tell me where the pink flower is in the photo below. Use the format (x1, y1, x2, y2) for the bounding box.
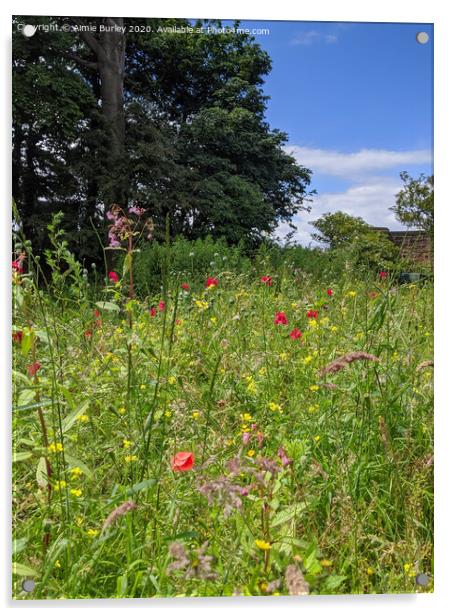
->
(278, 447, 292, 467)
(12, 259, 24, 274)
(260, 275, 273, 286)
(274, 311, 288, 325)
(257, 432, 264, 448)
(290, 327, 302, 340)
(108, 271, 119, 283)
(205, 277, 219, 288)
(171, 451, 195, 472)
(242, 432, 251, 445)
(379, 271, 388, 279)
(149, 307, 157, 317)
(327, 288, 333, 296)
(158, 301, 165, 312)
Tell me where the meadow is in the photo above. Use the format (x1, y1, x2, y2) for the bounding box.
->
(12, 224, 434, 599)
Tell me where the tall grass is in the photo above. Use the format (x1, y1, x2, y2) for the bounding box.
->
(12, 229, 433, 598)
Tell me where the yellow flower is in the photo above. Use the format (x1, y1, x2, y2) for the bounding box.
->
(330, 325, 338, 332)
(48, 442, 64, 453)
(347, 291, 357, 298)
(314, 435, 321, 442)
(247, 449, 255, 457)
(246, 379, 257, 394)
(279, 352, 288, 361)
(118, 406, 126, 415)
(123, 439, 133, 449)
(403, 562, 416, 577)
(140, 384, 146, 390)
(320, 559, 333, 567)
(255, 539, 271, 550)
(309, 385, 320, 392)
(308, 404, 320, 414)
(87, 529, 99, 538)
(367, 567, 374, 575)
(392, 351, 400, 361)
(192, 411, 200, 420)
(164, 410, 172, 418)
(210, 316, 217, 325)
(303, 355, 313, 365)
(241, 412, 253, 422)
(319, 317, 329, 326)
(308, 319, 318, 329)
(70, 467, 83, 479)
(260, 582, 268, 592)
(168, 376, 176, 385)
(77, 414, 89, 423)
(70, 488, 82, 497)
(124, 455, 138, 463)
(258, 367, 266, 377)
(268, 402, 282, 413)
(55, 560, 61, 568)
(76, 516, 84, 527)
(195, 299, 209, 311)
(54, 480, 67, 491)
(291, 302, 298, 310)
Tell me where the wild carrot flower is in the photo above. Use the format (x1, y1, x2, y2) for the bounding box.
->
(27, 362, 41, 376)
(108, 271, 119, 283)
(290, 327, 302, 340)
(260, 275, 273, 286)
(274, 311, 288, 325)
(205, 277, 218, 288)
(171, 451, 195, 472)
(306, 309, 318, 319)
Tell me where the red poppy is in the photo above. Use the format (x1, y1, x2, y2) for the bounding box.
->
(149, 306, 157, 317)
(158, 301, 165, 312)
(327, 288, 333, 296)
(27, 362, 41, 377)
(171, 451, 195, 472)
(93, 309, 101, 318)
(205, 277, 219, 288)
(108, 271, 119, 283)
(84, 330, 93, 339)
(290, 327, 302, 340)
(274, 311, 288, 325)
(12, 259, 24, 274)
(260, 276, 273, 286)
(379, 271, 388, 279)
(306, 309, 318, 319)
(12, 331, 23, 343)
(181, 282, 190, 291)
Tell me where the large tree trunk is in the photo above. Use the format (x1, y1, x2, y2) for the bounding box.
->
(98, 18, 126, 205)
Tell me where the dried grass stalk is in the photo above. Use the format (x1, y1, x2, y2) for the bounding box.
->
(416, 360, 434, 372)
(102, 500, 137, 531)
(320, 351, 380, 376)
(285, 563, 310, 595)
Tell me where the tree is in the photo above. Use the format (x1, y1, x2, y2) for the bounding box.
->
(391, 172, 434, 235)
(12, 16, 312, 260)
(310, 211, 371, 248)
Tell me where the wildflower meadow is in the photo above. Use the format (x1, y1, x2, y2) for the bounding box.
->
(12, 211, 433, 599)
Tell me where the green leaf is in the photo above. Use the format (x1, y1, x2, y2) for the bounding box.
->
(64, 453, 94, 480)
(323, 574, 347, 591)
(127, 478, 156, 496)
(13, 562, 38, 577)
(95, 301, 120, 312)
(13, 537, 28, 555)
(13, 451, 33, 462)
(62, 400, 89, 433)
(36, 457, 48, 489)
(13, 399, 54, 413)
(270, 502, 308, 528)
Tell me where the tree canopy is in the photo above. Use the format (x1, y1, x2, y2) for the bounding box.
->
(12, 16, 312, 261)
(391, 171, 434, 236)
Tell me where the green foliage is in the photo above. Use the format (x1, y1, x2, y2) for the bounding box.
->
(310, 211, 371, 248)
(391, 172, 434, 235)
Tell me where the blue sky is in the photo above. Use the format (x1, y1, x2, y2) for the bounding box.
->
(226, 20, 434, 244)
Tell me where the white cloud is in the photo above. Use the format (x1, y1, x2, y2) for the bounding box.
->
(290, 30, 338, 46)
(284, 146, 432, 180)
(276, 178, 403, 245)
